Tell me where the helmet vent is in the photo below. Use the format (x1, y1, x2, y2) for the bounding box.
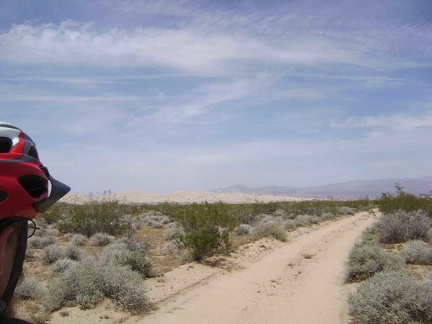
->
(18, 175, 48, 198)
(0, 137, 12, 153)
(0, 191, 7, 203)
(27, 146, 39, 160)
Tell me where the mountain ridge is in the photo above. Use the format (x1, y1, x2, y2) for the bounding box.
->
(213, 176, 432, 199)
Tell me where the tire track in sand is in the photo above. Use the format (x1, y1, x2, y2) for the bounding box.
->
(140, 212, 375, 324)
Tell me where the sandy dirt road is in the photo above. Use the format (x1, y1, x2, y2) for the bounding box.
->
(140, 212, 375, 324)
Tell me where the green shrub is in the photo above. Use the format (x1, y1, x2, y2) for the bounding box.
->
(375, 210, 432, 244)
(378, 185, 432, 216)
(44, 258, 150, 312)
(253, 222, 287, 242)
(402, 240, 432, 265)
(172, 202, 238, 260)
(40, 202, 71, 224)
(57, 192, 131, 237)
(15, 277, 45, 300)
(348, 271, 432, 324)
(346, 241, 405, 282)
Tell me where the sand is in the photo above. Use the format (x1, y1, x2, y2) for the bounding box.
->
(61, 190, 307, 204)
(48, 211, 375, 324)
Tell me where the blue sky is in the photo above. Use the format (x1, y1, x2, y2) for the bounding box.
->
(1, 0, 431, 193)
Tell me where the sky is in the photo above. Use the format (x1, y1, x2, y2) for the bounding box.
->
(0, 0, 431, 194)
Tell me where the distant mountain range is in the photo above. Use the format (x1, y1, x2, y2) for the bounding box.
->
(213, 176, 432, 199)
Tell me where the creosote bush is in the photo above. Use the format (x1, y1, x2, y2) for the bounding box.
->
(57, 192, 131, 237)
(172, 202, 239, 260)
(348, 271, 432, 324)
(378, 185, 432, 216)
(375, 210, 432, 244)
(44, 258, 150, 313)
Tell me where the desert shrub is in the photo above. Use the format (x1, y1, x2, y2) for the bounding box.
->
(50, 258, 77, 274)
(65, 244, 83, 261)
(378, 185, 432, 216)
(102, 263, 150, 312)
(282, 220, 296, 230)
(321, 212, 336, 220)
(44, 258, 150, 312)
(375, 210, 432, 244)
(348, 270, 432, 324)
(163, 226, 184, 241)
(57, 192, 131, 237)
(294, 214, 319, 227)
(235, 224, 253, 236)
(90, 233, 114, 246)
(41, 244, 66, 264)
(40, 202, 70, 224)
(253, 222, 287, 242)
(402, 240, 432, 265)
(99, 243, 129, 265)
(113, 249, 155, 278)
(172, 202, 238, 260)
(346, 241, 405, 282)
(119, 233, 141, 251)
(337, 206, 356, 215)
(131, 217, 142, 230)
(15, 277, 45, 300)
(28, 236, 56, 249)
(64, 233, 87, 246)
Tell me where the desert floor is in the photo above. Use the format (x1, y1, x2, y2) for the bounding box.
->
(48, 210, 374, 324)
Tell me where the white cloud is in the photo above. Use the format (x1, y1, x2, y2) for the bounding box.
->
(333, 112, 432, 131)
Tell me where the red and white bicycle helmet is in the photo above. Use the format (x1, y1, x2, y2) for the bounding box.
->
(0, 121, 70, 317)
(0, 121, 70, 219)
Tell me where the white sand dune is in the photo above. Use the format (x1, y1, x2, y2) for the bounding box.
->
(62, 190, 308, 204)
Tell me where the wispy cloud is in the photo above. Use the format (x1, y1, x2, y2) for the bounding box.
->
(1, 0, 431, 192)
(333, 111, 432, 131)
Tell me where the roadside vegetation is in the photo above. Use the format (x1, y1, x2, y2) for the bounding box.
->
(17, 193, 373, 323)
(346, 186, 432, 323)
